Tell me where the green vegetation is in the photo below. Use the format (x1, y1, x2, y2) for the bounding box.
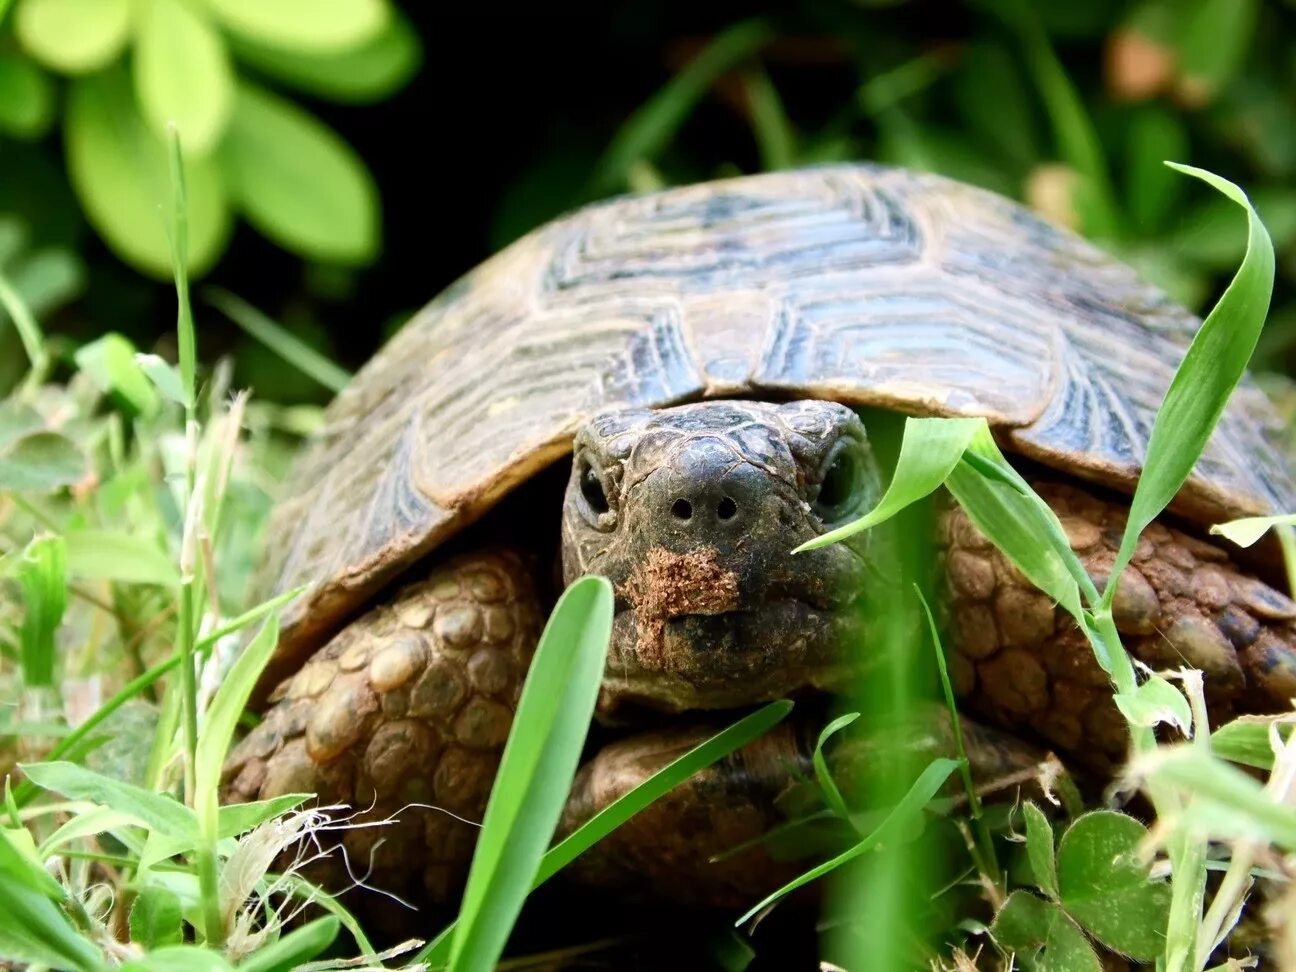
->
(4, 2, 1296, 969)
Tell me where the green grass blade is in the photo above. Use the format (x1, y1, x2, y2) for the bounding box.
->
(1104, 165, 1275, 607)
(18, 762, 198, 839)
(812, 712, 859, 825)
(165, 128, 196, 408)
(236, 916, 339, 972)
(205, 287, 351, 394)
(16, 533, 67, 688)
(742, 67, 796, 170)
(0, 873, 105, 972)
(447, 576, 614, 972)
(795, 416, 982, 552)
(735, 757, 960, 925)
(592, 19, 772, 193)
(420, 696, 794, 966)
(0, 269, 48, 382)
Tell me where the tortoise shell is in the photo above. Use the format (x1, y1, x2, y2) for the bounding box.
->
(258, 163, 1294, 678)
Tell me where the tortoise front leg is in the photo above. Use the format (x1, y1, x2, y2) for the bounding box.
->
(221, 549, 543, 922)
(556, 707, 1051, 907)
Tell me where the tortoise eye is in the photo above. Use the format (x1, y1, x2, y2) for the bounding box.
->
(579, 460, 610, 515)
(814, 445, 861, 519)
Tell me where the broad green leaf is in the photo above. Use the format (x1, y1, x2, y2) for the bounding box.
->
(1056, 811, 1171, 960)
(0, 825, 64, 900)
(206, 288, 351, 392)
(0, 873, 105, 971)
(65, 529, 179, 587)
(220, 82, 378, 264)
(15, 0, 129, 73)
(1106, 165, 1273, 602)
(592, 19, 772, 193)
(121, 945, 232, 972)
(1210, 715, 1293, 770)
(217, 794, 310, 838)
(237, 916, 339, 972)
(20, 761, 199, 840)
(1023, 802, 1059, 899)
(0, 399, 43, 450)
(1113, 675, 1192, 735)
(133, 0, 233, 155)
(0, 52, 54, 138)
(76, 333, 160, 415)
(0, 431, 85, 492)
(448, 576, 614, 972)
(17, 533, 66, 686)
(225, 8, 420, 104)
(812, 712, 859, 824)
(65, 69, 231, 278)
(130, 885, 183, 949)
(135, 353, 187, 404)
(735, 757, 959, 925)
(945, 428, 1087, 621)
(1210, 513, 1296, 548)
(1131, 745, 1296, 849)
(990, 890, 1101, 972)
(796, 417, 982, 552)
(39, 806, 143, 857)
(204, 0, 387, 52)
(194, 616, 279, 840)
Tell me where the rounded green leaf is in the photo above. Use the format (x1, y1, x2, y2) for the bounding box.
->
(220, 82, 379, 264)
(1056, 811, 1171, 961)
(65, 69, 231, 278)
(0, 432, 85, 492)
(203, 0, 387, 52)
(225, 7, 419, 104)
(132, 0, 233, 155)
(990, 891, 1101, 972)
(15, 0, 131, 74)
(0, 53, 54, 138)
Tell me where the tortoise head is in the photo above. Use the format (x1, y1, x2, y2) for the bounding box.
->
(561, 400, 881, 715)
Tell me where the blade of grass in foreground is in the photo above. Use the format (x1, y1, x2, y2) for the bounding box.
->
(418, 699, 794, 967)
(1103, 163, 1274, 606)
(446, 576, 614, 972)
(205, 287, 351, 394)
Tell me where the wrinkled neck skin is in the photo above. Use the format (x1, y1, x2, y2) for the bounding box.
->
(560, 399, 886, 717)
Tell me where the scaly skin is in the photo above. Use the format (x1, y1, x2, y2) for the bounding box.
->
(225, 400, 1296, 913)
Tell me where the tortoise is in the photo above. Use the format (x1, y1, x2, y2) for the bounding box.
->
(223, 163, 1296, 915)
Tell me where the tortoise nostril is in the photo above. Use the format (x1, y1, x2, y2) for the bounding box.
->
(672, 498, 693, 520)
(716, 497, 738, 520)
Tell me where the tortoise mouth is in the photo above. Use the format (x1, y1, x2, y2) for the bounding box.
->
(596, 593, 867, 718)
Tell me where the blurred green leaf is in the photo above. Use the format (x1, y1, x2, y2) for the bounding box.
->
(15, 0, 130, 74)
(204, 0, 387, 52)
(1174, 0, 1258, 104)
(0, 825, 64, 901)
(226, 7, 420, 104)
(1173, 187, 1296, 270)
(133, 0, 234, 156)
(1210, 715, 1293, 770)
(951, 41, 1038, 168)
(135, 352, 187, 404)
(220, 82, 379, 264)
(0, 399, 43, 451)
(206, 287, 351, 393)
(0, 53, 54, 138)
(76, 332, 160, 415)
(16, 533, 65, 686)
(0, 873, 105, 972)
(742, 68, 796, 170)
(448, 577, 613, 972)
(1124, 107, 1188, 232)
(121, 945, 232, 972)
(237, 916, 339, 972)
(130, 885, 184, 950)
(990, 890, 1100, 971)
(0, 431, 85, 492)
(1056, 811, 1171, 959)
(65, 69, 231, 277)
(593, 19, 772, 193)
(65, 529, 179, 586)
